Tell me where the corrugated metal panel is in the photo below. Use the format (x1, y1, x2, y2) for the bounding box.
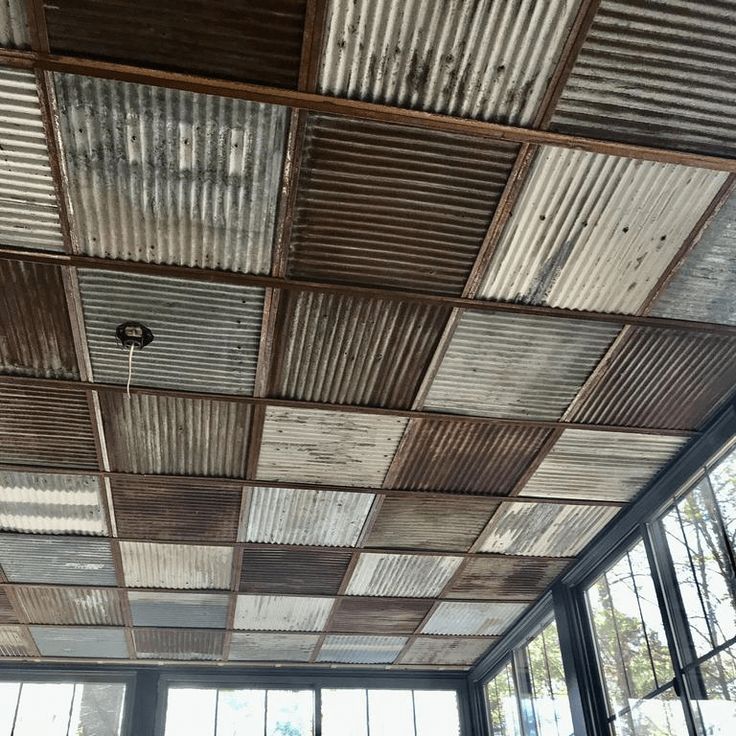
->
(271, 290, 451, 408)
(119, 541, 233, 590)
(520, 429, 687, 501)
(551, 0, 736, 156)
(424, 311, 619, 419)
(229, 632, 319, 662)
(30, 626, 128, 658)
(257, 407, 408, 487)
(329, 597, 432, 634)
(345, 553, 462, 598)
(14, 586, 124, 625)
(233, 594, 334, 631)
(479, 502, 619, 557)
(365, 496, 497, 552)
(478, 147, 727, 313)
(54, 73, 288, 272)
(317, 634, 407, 664)
(0, 590, 16, 624)
(0, 67, 64, 251)
(0, 384, 98, 469)
(133, 628, 224, 661)
(47, 0, 306, 88)
(287, 114, 519, 294)
(99, 392, 251, 476)
(79, 270, 264, 393)
(0, 261, 79, 379)
(0, 0, 29, 48)
(651, 191, 736, 325)
(0, 625, 32, 656)
(128, 591, 230, 628)
(401, 637, 494, 666)
(0, 471, 106, 535)
(0, 535, 116, 585)
(318, 0, 581, 126)
(569, 327, 736, 430)
(244, 487, 374, 547)
(111, 477, 241, 542)
(240, 548, 352, 596)
(421, 601, 528, 636)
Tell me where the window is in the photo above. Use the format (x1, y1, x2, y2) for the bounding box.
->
(486, 661, 522, 736)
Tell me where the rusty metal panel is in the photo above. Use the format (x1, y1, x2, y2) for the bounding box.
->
(111, 477, 241, 542)
(128, 591, 230, 628)
(0, 534, 116, 585)
(329, 597, 432, 634)
(240, 548, 352, 596)
(257, 407, 408, 487)
(0, 67, 64, 251)
(0, 0, 29, 48)
(0, 625, 32, 655)
(424, 311, 619, 419)
(54, 73, 288, 272)
(478, 147, 727, 313)
(270, 290, 451, 408)
(79, 270, 264, 393)
(479, 502, 619, 557)
(365, 496, 497, 552)
(0, 384, 98, 469)
(0, 261, 79, 379)
(0, 590, 16, 623)
(14, 586, 124, 625)
(317, 634, 407, 664)
(233, 594, 334, 631)
(287, 114, 519, 294)
(318, 0, 581, 125)
(401, 636, 494, 666)
(520, 429, 687, 502)
(99, 391, 251, 476)
(345, 552, 462, 598)
(119, 541, 233, 590)
(229, 632, 319, 661)
(421, 601, 528, 636)
(244, 487, 374, 547)
(133, 628, 224, 661)
(31, 626, 128, 658)
(552, 0, 736, 156)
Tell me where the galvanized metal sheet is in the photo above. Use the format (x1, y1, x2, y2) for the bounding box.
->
(228, 632, 319, 662)
(244, 487, 374, 547)
(317, 634, 407, 664)
(401, 636, 494, 666)
(54, 73, 288, 272)
(0, 625, 31, 655)
(119, 541, 233, 590)
(30, 626, 128, 658)
(0, 0, 29, 48)
(79, 269, 264, 394)
(133, 628, 224, 661)
(128, 591, 230, 628)
(0, 67, 64, 251)
(318, 0, 581, 125)
(552, 0, 736, 156)
(257, 407, 408, 487)
(421, 601, 528, 636)
(99, 391, 251, 477)
(479, 502, 619, 557)
(287, 114, 518, 294)
(0, 534, 117, 585)
(520, 429, 687, 501)
(0, 590, 16, 624)
(14, 586, 124, 625)
(329, 597, 432, 634)
(424, 311, 619, 419)
(233, 594, 334, 631)
(478, 147, 727, 313)
(345, 552, 463, 598)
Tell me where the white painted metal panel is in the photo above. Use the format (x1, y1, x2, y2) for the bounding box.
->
(317, 634, 407, 664)
(233, 594, 334, 632)
(421, 601, 528, 636)
(228, 632, 319, 661)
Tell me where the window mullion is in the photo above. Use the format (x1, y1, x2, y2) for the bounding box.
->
(703, 471, 736, 598)
(512, 647, 538, 736)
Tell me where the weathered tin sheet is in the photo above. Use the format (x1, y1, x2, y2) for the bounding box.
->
(233, 594, 334, 631)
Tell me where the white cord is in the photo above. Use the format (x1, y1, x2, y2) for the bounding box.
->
(126, 343, 135, 398)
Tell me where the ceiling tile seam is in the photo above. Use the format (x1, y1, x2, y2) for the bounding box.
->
(245, 405, 267, 479)
(382, 418, 424, 488)
(3, 581, 42, 657)
(298, 0, 330, 94)
(23, 0, 49, 53)
(222, 541, 246, 662)
(353, 496, 386, 548)
(60, 268, 93, 380)
(394, 600, 443, 665)
(107, 539, 135, 658)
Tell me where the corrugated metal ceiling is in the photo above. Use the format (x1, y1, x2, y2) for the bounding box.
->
(422, 601, 528, 636)
(317, 634, 407, 664)
(133, 628, 224, 660)
(13, 586, 124, 625)
(31, 625, 129, 658)
(233, 594, 334, 632)
(0, 0, 29, 48)
(0, 590, 16, 624)
(329, 597, 432, 634)
(0, 625, 32, 656)
(229, 632, 319, 662)
(128, 591, 230, 629)
(401, 636, 493, 666)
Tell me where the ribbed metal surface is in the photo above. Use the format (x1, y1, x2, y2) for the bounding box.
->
(0, 384, 98, 469)
(401, 637, 493, 666)
(480, 502, 619, 557)
(79, 270, 264, 393)
(0, 261, 78, 379)
(0, 625, 31, 656)
(317, 634, 407, 664)
(366, 496, 497, 552)
(329, 597, 432, 634)
(244, 487, 374, 547)
(257, 407, 407, 487)
(345, 552, 462, 598)
(31, 626, 128, 658)
(424, 311, 619, 419)
(552, 0, 736, 156)
(520, 429, 687, 501)
(421, 601, 528, 636)
(0, 67, 64, 251)
(287, 114, 518, 294)
(14, 586, 124, 625)
(128, 592, 229, 628)
(229, 632, 319, 661)
(233, 594, 334, 631)
(318, 0, 581, 125)
(133, 628, 224, 661)
(0, 590, 16, 624)
(0, 0, 29, 48)
(271, 290, 451, 408)
(0, 535, 116, 585)
(119, 541, 233, 590)
(100, 392, 251, 476)
(54, 73, 287, 272)
(478, 147, 727, 313)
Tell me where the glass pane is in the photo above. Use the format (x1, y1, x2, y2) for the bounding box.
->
(616, 688, 689, 736)
(0, 683, 20, 736)
(216, 690, 266, 736)
(321, 689, 367, 736)
(710, 447, 736, 550)
(69, 682, 127, 736)
(266, 690, 314, 736)
(14, 683, 75, 736)
(485, 661, 522, 736)
(414, 690, 460, 736)
(367, 690, 414, 736)
(693, 644, 736, 736)
(164, 688, 216, 736)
